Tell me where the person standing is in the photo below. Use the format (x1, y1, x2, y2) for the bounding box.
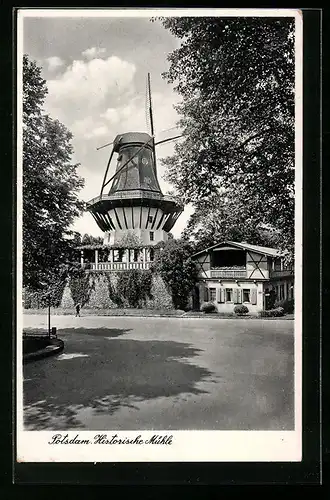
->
(75, 302, 81, 317)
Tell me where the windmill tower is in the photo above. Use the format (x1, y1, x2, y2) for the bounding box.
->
(86, 74, 183, 268)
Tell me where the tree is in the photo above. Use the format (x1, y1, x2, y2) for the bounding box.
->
(81, 234, 104, 246)
(152, 239, 198, 309)
(181, 193, 281, 252)
(159, 17, 295, 260)
(23, 55, 85, 290)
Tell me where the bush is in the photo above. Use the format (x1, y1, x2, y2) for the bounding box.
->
(259, 307, 285, 318)
(234, 305, 249, 315)
(274, 298, 294, 314)
(152, 239, 198, 310)
(200, 302, 217, 313)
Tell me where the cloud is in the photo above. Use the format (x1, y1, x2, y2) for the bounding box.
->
(46, 56, 137, 121)
(71, 117, 107, 139)
(101, 107, 120, 124)
(101, 92, 180, 136)
(86, 125, 109, 139)
(82, 47, 106, 59)
(46, 56, 64, 71)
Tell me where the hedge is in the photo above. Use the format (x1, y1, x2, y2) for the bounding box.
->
(274, 298, 294, 314)
(258, 307, 285, 318)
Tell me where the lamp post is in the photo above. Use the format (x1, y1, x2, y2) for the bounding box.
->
(47, 291, 51, 339)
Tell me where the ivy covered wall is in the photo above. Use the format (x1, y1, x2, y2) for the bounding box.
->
(25, 271, 174, 310)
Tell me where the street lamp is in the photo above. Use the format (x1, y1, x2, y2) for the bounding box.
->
(46, 291, 51, 339)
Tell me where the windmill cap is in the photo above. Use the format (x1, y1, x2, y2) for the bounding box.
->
(113, 132, 153, 152)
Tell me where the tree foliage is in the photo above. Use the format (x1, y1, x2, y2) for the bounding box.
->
(113, 232, 144, 249)
(152, 239, 198, 309)
(181, 193, 281, 252)
(116, 269, 153, 308)
(23, 55, 85, 290)
(159, 17, 295, 259)
(81, 233, 103, 246)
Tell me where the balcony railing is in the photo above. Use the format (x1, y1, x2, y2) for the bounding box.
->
(84, 261, 152, 271)
(210, 268, 247, 279)
(269, 269, 294, 278)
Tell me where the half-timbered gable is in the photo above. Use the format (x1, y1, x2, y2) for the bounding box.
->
(191, 241, 294, 313)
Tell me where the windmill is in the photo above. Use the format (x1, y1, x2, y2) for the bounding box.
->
(86, 73, 184, 250)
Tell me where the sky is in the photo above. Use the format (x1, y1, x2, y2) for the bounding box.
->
(22, 12, 195, 238)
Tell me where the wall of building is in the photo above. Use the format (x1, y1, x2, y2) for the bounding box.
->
(195, 252, 211, 278)
(246, 251, 269, 279)
(105, 206, 168, 233)
(103, 205, 169, 246)
(104, 227, 168, 246)
(199, 280, 265, 314)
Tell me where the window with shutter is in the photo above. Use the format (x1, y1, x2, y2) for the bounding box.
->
(251, 288, 257, 305)
(204, 287, 209, 302)
(220, 288, 225, 303)
(225, 288, 233, 302)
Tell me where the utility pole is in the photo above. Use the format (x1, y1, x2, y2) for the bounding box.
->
(48, 292, 51, 339)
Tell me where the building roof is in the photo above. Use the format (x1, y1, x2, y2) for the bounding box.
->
(191, 241, 283, 259)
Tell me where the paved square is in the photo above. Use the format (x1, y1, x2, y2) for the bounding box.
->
(23, 315, 294, 430)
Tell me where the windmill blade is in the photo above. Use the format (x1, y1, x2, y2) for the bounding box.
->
(145, 75, 151, 135)
(155, 134, 183, 146)
(159, 125, 181, 134)
(96, 141, 114, 151)
(100, 147, 115, 197)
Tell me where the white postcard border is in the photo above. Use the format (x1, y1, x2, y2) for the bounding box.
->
(16, 8, 303, 464)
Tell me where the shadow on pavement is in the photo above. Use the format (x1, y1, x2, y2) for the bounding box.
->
(24, 327, 131, 339)
(57, 327, 132, 338)
(23, 334, 212, 430)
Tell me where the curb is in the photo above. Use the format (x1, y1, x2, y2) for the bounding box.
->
(24, 313, 294, 321)
(24, 310, 294, 320)
(181, 314, 294, 320)
(23, 338, 64, 363)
